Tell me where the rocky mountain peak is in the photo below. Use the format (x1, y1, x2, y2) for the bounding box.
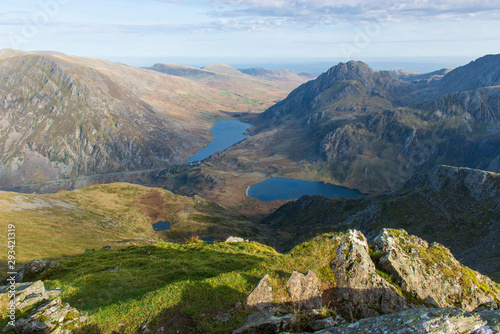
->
(260, 60, 400, 123)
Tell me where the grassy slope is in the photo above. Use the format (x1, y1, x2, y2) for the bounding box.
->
(0, 183, 260, 269)
(4, 235, 339, 333)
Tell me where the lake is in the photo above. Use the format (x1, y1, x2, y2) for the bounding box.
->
(247, 177, 364, 202)
(187, 120, 251, 163)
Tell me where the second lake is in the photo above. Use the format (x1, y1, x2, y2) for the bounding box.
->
(247, 177, 364, 202)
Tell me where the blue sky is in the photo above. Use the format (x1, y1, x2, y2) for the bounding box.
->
(1, 0, 500, 71)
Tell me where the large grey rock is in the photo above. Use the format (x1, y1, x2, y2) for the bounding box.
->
(313, 307, 500, 334)
(0, 281, 48, 311)
(329, 230, 408, 321)
(2, 297, 87, 333)
(286, 270, 322, 310)
(245, 274, 274, 310)
(373, 228, 500, 311)
(232, 307, 296, 334)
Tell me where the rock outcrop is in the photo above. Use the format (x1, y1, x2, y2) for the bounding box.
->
(373, 228, 500, 311)
(2, 297, 87, 333)
(329, 230, 408, 320)
(0, 281, 60, 311)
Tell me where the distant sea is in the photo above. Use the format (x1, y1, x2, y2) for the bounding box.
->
(108, 56, 474, 76)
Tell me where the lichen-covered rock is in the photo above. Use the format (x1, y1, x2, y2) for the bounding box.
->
(2, 297, 87, 333)
(232, 307, 296, 334)
(245, 274, 274, 310)
(373, 228, 500, 311)
(329, 230, 408, 320)
(314, 307, 499, 334)
(0, 281, 51, 311)
(286, 270, 322, 309)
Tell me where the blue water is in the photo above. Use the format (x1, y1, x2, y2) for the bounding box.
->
(152, 221, 171, 231)
(188, 120, 251, 163)
(247, 177, 364, 202)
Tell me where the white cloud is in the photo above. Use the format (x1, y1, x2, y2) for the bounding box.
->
(211, 0, 500, 26)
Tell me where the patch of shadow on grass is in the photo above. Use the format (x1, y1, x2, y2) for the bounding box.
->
(42, 244, 267, 316)
(147, 282, 249, 334)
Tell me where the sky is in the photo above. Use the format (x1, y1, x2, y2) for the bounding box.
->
(1, 0, 500, 72)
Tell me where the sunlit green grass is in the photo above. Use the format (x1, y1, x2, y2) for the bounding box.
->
(21, 234, 340, 333)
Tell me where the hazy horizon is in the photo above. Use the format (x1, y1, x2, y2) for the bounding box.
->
(2, 0, 499, 73)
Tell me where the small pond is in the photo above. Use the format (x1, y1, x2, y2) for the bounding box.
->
(152, 221, 171, 231)
(187, 120, 251, 163)
(247, 177, 364, 202)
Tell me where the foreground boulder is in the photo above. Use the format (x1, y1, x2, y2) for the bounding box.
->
(286, 270, 322, 310)
(1, 281, 86, 333)
(373, 228, 500, 311)
(2, 297, 87, 333)
(329, 230, 408, 320)
(245, 274, 274, 310)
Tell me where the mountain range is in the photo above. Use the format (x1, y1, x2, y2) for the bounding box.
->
(186, 54, 500, 209)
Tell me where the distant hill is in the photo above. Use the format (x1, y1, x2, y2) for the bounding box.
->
(432, 54, 500, 95)
(239, 67, 316, 85)
(389, 68, 453, 83)
(148, 63, 216, 78)
(148, 62, 312, 95)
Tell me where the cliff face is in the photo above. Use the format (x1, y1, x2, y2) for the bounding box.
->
(0, 55, 190, 190)
(261, 165, 500, 281)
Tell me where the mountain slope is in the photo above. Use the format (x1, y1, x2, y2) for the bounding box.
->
(0, 51, 302, 192)
(261, 165, 500, 281)
(0, 182, 259, 263)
